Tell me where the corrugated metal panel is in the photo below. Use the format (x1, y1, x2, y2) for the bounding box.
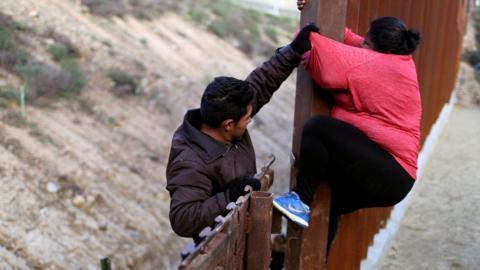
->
(327, 1, 469, 269)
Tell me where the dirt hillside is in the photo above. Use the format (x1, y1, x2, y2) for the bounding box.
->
(0, 0, 298, 269)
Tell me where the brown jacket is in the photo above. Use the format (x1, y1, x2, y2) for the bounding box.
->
(166, 46, 301, 239)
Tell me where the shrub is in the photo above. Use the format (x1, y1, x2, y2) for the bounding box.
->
(130, 1, 180, 20)
(14, 21, 27, 31)
(463, 49, 480, 67)
(107, 69, 141, 95)
(211, 1, 235, 16)
(208, 18, 235, 38)
(0, 13, 85, 103)
(81, 0, 127, 17)
(58, 58, 86, 97)
(15, 62, 60, 99)
(48, 44, 71, 62)
(46, 38, 85, 98)
(0, 50, 19, 69)
(0, 23, 28, 70)
(184, 0, 297, 57)
(249, 23, 261, 40)
(0, 27, 13, 51)
(187, 9, 208, 24)
(14, 60, 85, 99)
(44, 29, 80, 57)
(14, 62, 41, 90)
(0, 86, 18, 108)
(245, 9, 261, 23)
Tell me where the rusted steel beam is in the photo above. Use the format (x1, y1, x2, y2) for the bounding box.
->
(246, 191, 274, 270)
(286, 0, 348, 269)
(271, 208, 283, 234)
(232, 196, 249, 269)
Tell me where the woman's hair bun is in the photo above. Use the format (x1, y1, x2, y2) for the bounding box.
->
(369, 16, 421, 55)
(407, 29, 421, 45)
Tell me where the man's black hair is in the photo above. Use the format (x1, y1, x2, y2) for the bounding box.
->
(368, 16, 421, 55)
(200, 76, 254, 128)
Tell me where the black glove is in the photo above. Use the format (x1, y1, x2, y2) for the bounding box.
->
(290, 22, 320, 54)
(228, 177, 261, 202)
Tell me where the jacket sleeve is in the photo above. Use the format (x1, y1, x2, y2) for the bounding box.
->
(245, 45, 302, 116)
(343, 27, 364, 47)
(166, 160, 230, 237)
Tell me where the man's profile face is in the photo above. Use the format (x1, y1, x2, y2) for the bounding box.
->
(230, 104, 253, 141)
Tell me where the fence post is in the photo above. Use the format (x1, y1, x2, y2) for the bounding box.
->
(246, 191, 273, 269)
(285, 0, 348, 269)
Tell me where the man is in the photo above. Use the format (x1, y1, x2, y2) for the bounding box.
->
(165, 24, 319, 243)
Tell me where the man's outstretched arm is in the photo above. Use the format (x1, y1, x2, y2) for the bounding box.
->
(246, 23, 319, 116)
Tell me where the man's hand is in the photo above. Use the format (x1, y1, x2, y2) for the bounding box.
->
(228, 176, 261, 202)
(290, 22, 320, 55)
(297, 0, 306, 10)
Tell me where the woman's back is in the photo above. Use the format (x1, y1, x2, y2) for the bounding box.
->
(304, 27, 421, 179)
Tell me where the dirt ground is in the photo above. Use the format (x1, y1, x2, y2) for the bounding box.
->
(0, 0, 297, 268)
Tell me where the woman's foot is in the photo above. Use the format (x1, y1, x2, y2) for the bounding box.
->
(273, 191, 310, 228)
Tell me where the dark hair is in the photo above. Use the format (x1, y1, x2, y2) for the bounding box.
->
(367, 16, 421, 55)
(200, 76, 254, 128)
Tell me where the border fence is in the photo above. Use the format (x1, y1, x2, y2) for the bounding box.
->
(177, 1, 472, 269)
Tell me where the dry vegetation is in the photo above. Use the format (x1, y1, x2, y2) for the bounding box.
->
(0, 12, 85, 105)
(80, 0, 297, 57)
(0, 0, 298, 268)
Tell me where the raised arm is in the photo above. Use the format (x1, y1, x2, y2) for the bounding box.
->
(246, 23, 319, 116)
(245, 46, 301, 116)
(344, 27, 364, 47)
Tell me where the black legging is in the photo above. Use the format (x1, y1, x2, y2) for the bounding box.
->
(293, 116, 415, 246)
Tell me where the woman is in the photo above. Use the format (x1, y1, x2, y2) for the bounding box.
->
(273, 3, 422, 246)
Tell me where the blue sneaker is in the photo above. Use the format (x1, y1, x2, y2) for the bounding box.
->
(273, 191, 310, 228)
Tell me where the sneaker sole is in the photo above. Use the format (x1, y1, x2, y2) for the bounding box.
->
(273, 200, 309, 228)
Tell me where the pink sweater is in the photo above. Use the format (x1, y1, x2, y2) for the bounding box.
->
(303, 28, 422, 179)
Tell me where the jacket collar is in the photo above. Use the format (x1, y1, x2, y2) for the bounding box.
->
(182, 109, 231, 162)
